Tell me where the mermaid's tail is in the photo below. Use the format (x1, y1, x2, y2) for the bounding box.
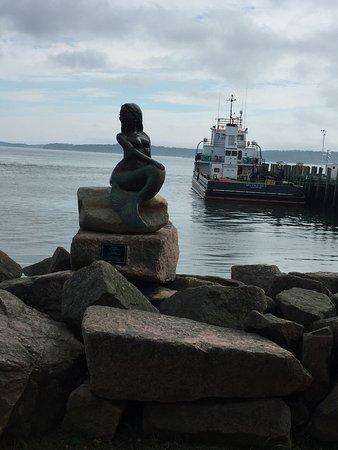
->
(110, 181, 147, 228)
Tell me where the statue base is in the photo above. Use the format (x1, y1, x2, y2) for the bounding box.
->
(78, 187, 169, 234)
(70, 223, 179, 283)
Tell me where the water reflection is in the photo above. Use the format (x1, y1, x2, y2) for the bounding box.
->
(183, 193, 338, 277)
(193, 199, 338, 233)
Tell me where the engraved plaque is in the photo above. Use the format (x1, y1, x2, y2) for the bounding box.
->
(101, 243, 128, 265)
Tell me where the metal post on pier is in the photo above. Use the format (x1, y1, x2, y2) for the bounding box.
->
(304, 173, 310, 197)
(332, 171, 338, 209)
(315, 171, 322, 202)
(307, 175, 313, 201)
(324, 168, 332, 205)
(307, 167, 317, 204)
(321, 129, 327, 166)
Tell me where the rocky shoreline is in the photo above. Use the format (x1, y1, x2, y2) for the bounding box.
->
(1, 248, 338, 448)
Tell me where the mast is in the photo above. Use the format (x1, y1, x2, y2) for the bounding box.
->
(226, 94, 236, 124)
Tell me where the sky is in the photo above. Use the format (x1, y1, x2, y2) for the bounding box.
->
(0, 0, 337, 150)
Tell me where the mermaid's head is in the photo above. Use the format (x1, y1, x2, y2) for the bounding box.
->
(120, 103, 143, 133)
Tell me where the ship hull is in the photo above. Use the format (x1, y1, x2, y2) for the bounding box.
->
(192, 177, 306, 204)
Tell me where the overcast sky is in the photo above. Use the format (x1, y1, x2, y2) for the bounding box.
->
(0, 0, 337, 150)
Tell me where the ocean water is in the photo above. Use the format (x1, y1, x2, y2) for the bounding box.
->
(1, 145, 338, 277)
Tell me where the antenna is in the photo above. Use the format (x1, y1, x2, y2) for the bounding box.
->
(217, 92, 221, 118)
(243, 81, 248, 127)
(226, 94, 236, 124)
(216, 91, 221, 129)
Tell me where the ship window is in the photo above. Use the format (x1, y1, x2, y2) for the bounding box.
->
(225, 150, 231, 156)
(238, 150, 242, 159)
(231, 151, 237, 156)
(213, 168, 220, 173)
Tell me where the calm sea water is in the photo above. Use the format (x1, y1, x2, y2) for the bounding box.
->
(1, 145, 338, 277)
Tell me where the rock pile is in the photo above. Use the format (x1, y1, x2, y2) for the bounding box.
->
(2, 253, 338, 448)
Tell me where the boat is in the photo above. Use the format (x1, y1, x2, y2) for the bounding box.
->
(192, 95, 305, 204)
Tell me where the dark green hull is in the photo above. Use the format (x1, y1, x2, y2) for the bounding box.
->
(192, 177, 305, 204)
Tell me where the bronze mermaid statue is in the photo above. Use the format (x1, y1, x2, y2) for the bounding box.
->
(109, 103, 166, 228)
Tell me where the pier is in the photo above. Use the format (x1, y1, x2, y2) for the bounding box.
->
(268, 163, 338, 211)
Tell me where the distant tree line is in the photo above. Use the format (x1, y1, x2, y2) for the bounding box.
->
(1, 141, 337, 164)
(261, 150, 337, 164)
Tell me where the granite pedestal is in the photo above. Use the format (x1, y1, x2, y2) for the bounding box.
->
(71, 223, 179, 283)
(78, 187, 169, 234)
(72, 187, 179, 283)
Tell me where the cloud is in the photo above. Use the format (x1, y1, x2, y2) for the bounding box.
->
(0, 89, 48, 102)
(52, 48, 110, 70)
(1, 0, 335, 87)
(151, 89, 221, 106)
(0, 1, 301, 79)
(1, 0, 338, 148)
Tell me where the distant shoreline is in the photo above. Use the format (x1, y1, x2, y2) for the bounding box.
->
(0, 140, 336, 164)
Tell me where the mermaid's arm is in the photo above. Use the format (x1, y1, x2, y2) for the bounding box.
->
(117, 133, 164, 170)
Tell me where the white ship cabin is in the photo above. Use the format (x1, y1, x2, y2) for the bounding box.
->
(194, 110, 262, 182)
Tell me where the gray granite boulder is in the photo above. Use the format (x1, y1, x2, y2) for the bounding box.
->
(62, 382, 125, 438)
(310, 379, 338, 441)
(165, 275, 216, 290)
(140, 284, 177, 309)
(290, 271, 338, 294)
(276, 288, 335, 330)
(143, 399, 291, 448)
(23, 247, 70, 277)
(0, 270, 73, 321)
(231, 264, 281, 292)
(265, 295, 280, 315)
(160, 285, 267, 329)
(312, 317, 338, 349)
(23, 257, 52, 276)
(62, 261, 157, 330)
(49, 246, 71, 273)
(83, 307, 312, 402)
(244, 310, 304, 350)
(268, 274, 331, 299)
(330, 293, 338, 311)
(0, 250, 22, 282)
(285, 397, 309, 429)
(166, 274, 243, 291)
(184, 274, 244, 287)
(0, 289, 83, 437)
(302, 327, 333, 405)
